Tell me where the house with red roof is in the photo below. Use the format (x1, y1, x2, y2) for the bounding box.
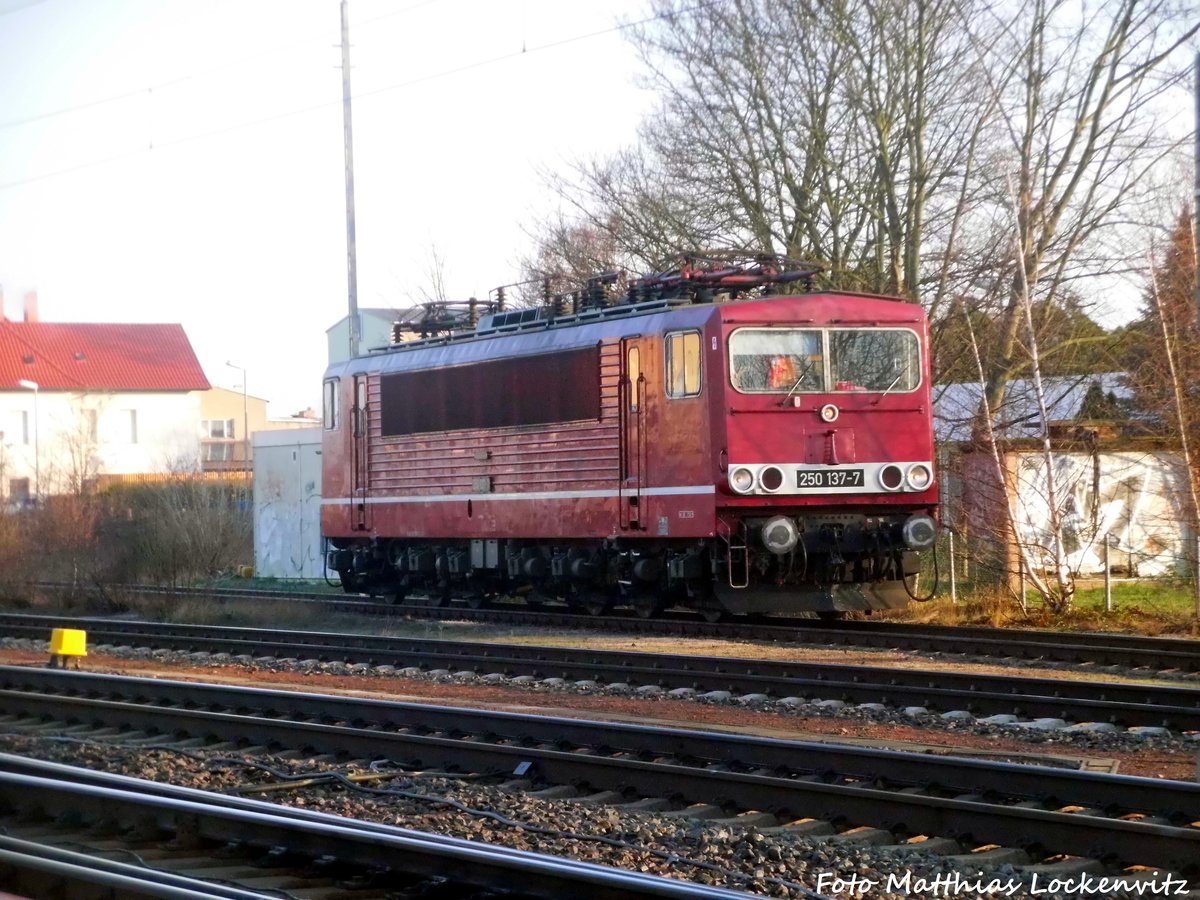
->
(0, 290, 210, 501)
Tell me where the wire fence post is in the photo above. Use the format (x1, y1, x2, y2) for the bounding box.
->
(1018, 555, 1027, 614)
(1195, 534, 1200, 622)
(948, 531, 958, 604)
(1104, 537, 1112, 613)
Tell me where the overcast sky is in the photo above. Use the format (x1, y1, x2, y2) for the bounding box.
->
(0, 0, 652, 413)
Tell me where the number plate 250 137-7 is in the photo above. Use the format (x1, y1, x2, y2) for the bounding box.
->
(796, 468, 864, 489)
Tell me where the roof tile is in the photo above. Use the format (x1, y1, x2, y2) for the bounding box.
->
(0, 321, 210, 392)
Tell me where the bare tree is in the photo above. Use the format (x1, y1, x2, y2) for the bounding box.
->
(832, 0, 995, 301)
(956, 294, 1048, 611)
(536, 0, 1193, 335)
(542, 0, 991, 299)
(1007, 175, 1074, 611)
(416, 242, 451, 306)
(132, 478, 252, 588)
(54, 394, 106, 496)
(974, 0, 1199, 414)
(1121, 209, 1200, 617)
(517, 213, 628, 303)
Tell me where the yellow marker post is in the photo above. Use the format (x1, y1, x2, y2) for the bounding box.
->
(48, 628, 87, 669)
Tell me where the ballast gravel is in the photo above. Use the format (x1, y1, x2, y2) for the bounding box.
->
(0, 732, 1180, 900)
(4, 635, 1193, 755)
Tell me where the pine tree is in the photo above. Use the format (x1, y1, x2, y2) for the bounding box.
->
(1124, 209, 1199, 444)
(1126, 208, 1200, 618)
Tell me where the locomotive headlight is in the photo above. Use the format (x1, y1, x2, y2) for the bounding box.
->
(819, 403, 839, 423)
(761, 516, 800, 555)
(879, 464, 904, 491)
(729, 467, 755, 494)
(902, 513, 938, 549)
(758, 465, 785, 492)
(906, 463, 933, 492)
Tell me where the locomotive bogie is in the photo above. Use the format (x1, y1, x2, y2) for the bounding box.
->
(328, 504, 929, 615)
(329, 535, 716, 604)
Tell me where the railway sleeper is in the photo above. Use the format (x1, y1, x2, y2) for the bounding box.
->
(2, 724, 1197, 892)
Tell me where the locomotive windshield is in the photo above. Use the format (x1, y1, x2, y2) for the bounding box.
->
(730, 329, 823, 392)
(730, 328, 919, 393)
(828, 329, 920, 392)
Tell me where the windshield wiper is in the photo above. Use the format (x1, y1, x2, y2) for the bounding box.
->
(779, 362, 816, 406)
(872, 373, 904, 405)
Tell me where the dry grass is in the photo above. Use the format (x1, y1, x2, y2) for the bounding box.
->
(128, 596, 355, 633)
(878, 584, 1200, 636)
(878, 589, 1012, 628)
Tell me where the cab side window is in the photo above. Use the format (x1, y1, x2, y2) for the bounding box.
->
(665, 331, 702, 398)
(627, 346, 641, 411)
(323, 379, 340, 429)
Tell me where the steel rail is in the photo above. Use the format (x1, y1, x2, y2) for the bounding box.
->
(0, 759, 751, 899)
(381, 603, 1200, 670)
(153, 584, 1200, 655)
(3, 613, 1198, 731)
(34, 583, 1199, 671)
(0, 666, 1196, 877)
(0, 834, 265, 899)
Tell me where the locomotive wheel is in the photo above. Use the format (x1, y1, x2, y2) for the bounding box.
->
(700, 606, 727, 623)
(581, 593, 612, 617)
(427, 582, 450, 607)
(632, 596, 666, 619)
(466, 592, 490, 610)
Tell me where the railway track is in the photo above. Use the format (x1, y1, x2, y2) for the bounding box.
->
(0, 753, 742, 899)
(3, 613, 1199, 735)
(42, 581, 1200, 672)
(0, 665, 1196, 887)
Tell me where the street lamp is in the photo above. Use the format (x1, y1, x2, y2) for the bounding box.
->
(17, 379, 38, 503)
(224, 362, 249, 479)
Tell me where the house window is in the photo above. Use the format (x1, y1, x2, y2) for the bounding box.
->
(201, 418, 236, 439)
(123, 409, 138, 443)
(323, 379, 340, 430)
(665, 331, 702, 398)
(8, 478, 30, 504)
(202, 442, 233, 462)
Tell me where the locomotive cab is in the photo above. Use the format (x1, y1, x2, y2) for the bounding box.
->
(709, 294, 938, 614)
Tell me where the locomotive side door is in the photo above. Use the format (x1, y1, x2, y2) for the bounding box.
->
(351, 375, 370, 531)
(619, 337, 645, 530)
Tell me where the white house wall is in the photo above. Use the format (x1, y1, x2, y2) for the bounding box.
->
(1010, 450, 1190, 578)
(1, 390, 202, 493)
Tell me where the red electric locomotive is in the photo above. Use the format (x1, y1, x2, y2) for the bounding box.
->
(321, 255, 938, 619)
